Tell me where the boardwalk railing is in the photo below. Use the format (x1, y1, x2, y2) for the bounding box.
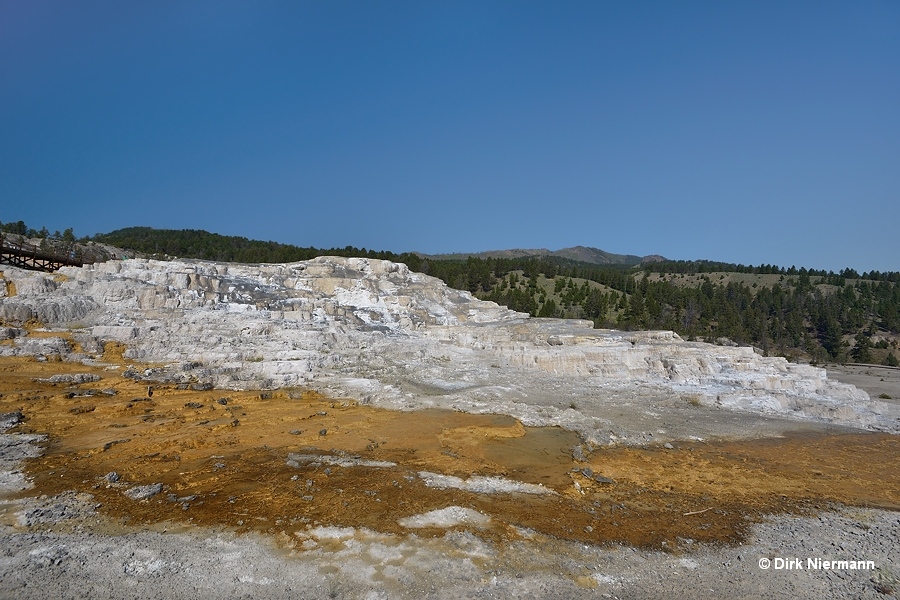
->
(0, 234, 85, 272)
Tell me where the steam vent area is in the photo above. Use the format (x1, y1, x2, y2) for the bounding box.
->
(1, 257, 898, 599)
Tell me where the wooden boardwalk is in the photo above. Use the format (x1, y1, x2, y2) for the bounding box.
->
(0, 234, 84, 272)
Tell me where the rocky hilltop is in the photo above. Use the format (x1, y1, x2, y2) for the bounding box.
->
(1, 257, 897, 442)
(421, 245, 655, 265)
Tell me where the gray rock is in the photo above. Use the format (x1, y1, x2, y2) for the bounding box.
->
(0, 327, 25, 340)
(123, 483, 163, 500)
(0, 411, 23, 431)
(571, 445, 586, 462)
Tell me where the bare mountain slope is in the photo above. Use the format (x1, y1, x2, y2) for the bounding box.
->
(422, 245, 662, 266)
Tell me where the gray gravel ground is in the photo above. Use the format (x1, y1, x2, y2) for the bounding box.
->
(0, 492, 896, 599)
(827, 364, 900, 406)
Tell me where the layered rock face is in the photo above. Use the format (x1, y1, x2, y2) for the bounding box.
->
(1, 257, 896, 442)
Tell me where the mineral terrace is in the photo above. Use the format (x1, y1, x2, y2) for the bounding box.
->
(0, 257, 897, 599)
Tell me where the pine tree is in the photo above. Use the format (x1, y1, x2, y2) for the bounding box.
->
(851, 332, 872, 363)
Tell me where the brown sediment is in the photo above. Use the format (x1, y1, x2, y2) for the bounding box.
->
(4, 279, 15, 298)
(0, 343, 898, 551)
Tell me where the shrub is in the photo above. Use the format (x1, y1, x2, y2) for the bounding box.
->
(683, 394, 703, 407)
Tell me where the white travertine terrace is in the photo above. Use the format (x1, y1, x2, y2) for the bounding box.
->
(1, 257, 897, 442)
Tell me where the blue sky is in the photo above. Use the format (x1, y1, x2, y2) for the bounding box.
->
(2, 1, 898, 272)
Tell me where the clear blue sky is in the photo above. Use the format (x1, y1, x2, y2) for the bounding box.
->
(2, 1, 898, 272)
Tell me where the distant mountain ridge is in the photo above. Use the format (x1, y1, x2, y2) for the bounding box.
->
(91, 228, 664, 267)
(422, 246, 665, 266)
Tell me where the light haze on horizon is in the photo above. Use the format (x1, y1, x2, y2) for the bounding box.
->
(1, 1, 898, 273)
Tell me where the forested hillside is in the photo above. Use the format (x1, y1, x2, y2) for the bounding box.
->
(5, 222, 898, 365)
